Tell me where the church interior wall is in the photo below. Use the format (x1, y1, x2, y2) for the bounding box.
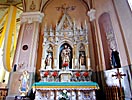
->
(92, 0, 132, 99)
(94, 0, 129, 69)
(41, 0, 88, 30)
(23, 0, 42, 12)
(113, 0, 132, 65)
(1, 0, 131, 99)
(88, 23, 98, 71)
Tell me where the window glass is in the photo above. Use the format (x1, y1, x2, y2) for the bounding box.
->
(127, 0, 132, 11)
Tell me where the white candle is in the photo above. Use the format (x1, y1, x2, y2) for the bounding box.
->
(72, 59, 74, 69)
(54, 59, 57, 69)
(80, 59, 81, 69)
(87, 58, 91, 70)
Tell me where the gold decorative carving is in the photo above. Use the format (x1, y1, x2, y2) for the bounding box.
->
(56, 3, 76, 14)
(30, 1, 36, 10)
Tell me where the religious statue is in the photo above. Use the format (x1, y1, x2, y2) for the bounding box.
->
(61, 45, 71, 69)
(79, 52, 86, 69)
(111, 49, 121, 68)
(19, 70, 29, 96)
(63, 19, 71, 30)
(45, 53, 52, 69)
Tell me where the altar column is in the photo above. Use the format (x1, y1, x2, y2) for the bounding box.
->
(85, 44, 91, 70)
(13, 12, 44, 72)
(87, 9, 98, 71)
(73, 44, 78, 69)
(6, 12, 44, 100)
(53, 45, 58, 69)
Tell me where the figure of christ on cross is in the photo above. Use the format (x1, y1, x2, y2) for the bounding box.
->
(56, 3, 76, 14)
(112, 68, 126, 100)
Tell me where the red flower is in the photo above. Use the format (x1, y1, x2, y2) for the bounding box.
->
(52, 71, 58, 77)
(75, 72, 80, 77)
(44, 71, 49, 77)
(83, 72, 89, 77)
(62, 62, 68, 67)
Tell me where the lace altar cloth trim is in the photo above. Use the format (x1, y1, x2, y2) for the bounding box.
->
(32, 82, 99, 90)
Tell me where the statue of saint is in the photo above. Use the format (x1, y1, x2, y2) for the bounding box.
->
(111, 49, 121, 68)
(79, 53, 86, 69)
(45, 53, 52, 69)
(61, 45, 71, 68)
(19, 70, 29, 96)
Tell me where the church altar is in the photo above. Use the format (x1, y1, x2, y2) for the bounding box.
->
(32, 81, 99, 100)
(32, 8, 100, 100)
(32, 81, 99, 90)
(32, 70, 99, 100)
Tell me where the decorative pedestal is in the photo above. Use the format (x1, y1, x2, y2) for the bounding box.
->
(6, 72, 34, 100)
(59, 71, 72, 82)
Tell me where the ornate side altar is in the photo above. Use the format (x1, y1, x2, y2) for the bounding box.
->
(33, 9, 99, 100)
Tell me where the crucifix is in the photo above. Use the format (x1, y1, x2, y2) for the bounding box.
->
(112, 68, 126, 100)
(56, 3, 76, 14)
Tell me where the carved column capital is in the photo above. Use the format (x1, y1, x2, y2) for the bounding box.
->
(87, 9, 96, 22)
(20, 12, 44, 24)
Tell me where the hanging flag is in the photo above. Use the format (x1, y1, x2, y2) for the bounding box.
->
(3, 6, 17, 72)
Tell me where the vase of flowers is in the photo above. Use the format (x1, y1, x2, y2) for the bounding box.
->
(52, 71, 58, 82)
(75, 72, 80, 81)
(83, 72, 89, 81)
(43, 71, 49, 81)
(59, 90, 70, 100)
(62, 62, 68, 70)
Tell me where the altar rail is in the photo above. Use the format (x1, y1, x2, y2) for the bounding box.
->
(40, 69, 92, 82)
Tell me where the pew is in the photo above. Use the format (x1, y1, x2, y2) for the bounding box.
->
(105, 86, 120, 100)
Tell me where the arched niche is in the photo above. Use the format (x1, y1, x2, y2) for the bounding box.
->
(41, 44, 53, 69)
(78, 43, 86, 68)
(98, 12, 117, 70)
(59, 43, 72, 69)
(41, 0, 89, 31)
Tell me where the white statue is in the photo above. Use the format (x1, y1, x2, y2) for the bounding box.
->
(45, 53, 52, 69)
(61, 45, 71, 69)
(79, 53, 86, 70)
(19, 70, 29, 96)
(78, 91, 83, 99)
(35, 91, 46, 100)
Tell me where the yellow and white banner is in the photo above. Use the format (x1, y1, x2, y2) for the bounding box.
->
(3, 6, 17, 72)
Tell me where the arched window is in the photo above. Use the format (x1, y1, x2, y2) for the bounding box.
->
(99, 12, 117, 70)
(127, 0, 132, 11)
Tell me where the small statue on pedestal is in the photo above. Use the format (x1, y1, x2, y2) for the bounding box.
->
(79, 52, 86, 70)
(45, 53, 52, 70)
(19, 70, 29, 96)
(111, 49, 121, 68)
(61, 45, 71, 70)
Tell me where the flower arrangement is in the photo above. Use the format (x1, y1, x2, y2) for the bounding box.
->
(75, 72, 80, 77)
(44, 71, 49, 77)
(62, 62, 68, 67)
(59, 90, 70, 100)
(52, 71, 58, 78)
(83, 72, 89, 77)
